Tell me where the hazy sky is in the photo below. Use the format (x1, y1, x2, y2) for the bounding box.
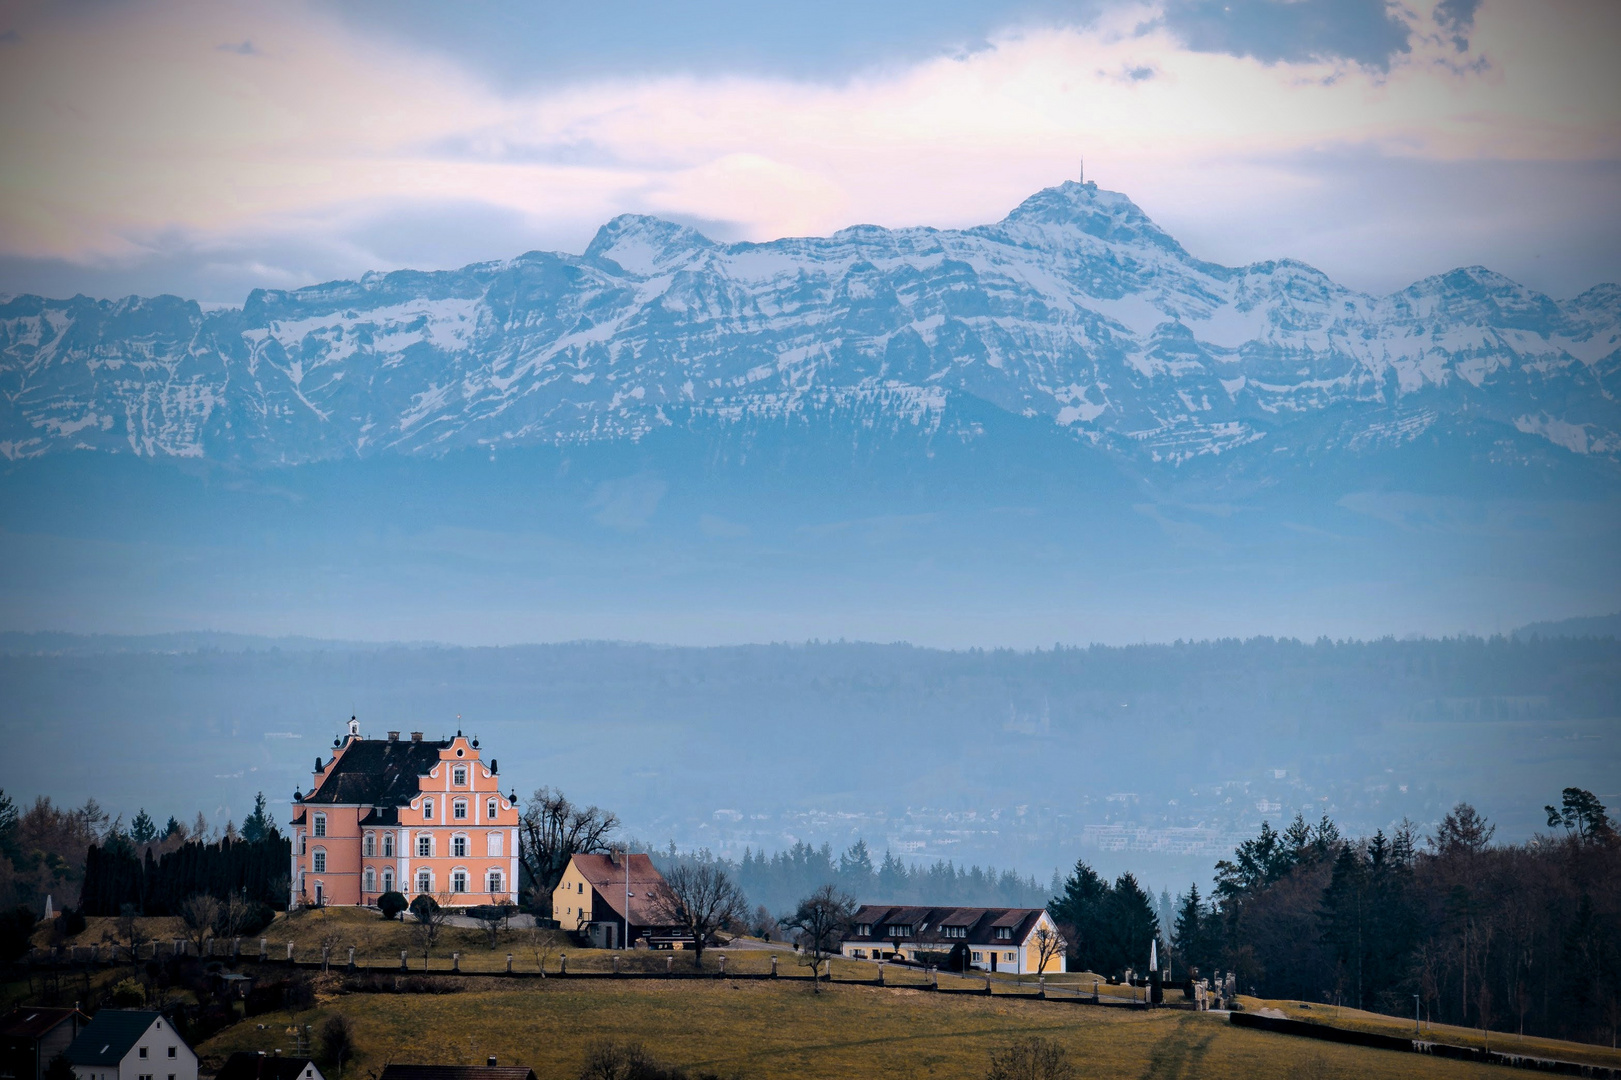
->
(1, 0, 1617, 305)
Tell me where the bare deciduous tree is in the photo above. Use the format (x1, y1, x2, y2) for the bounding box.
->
(1031, 923, 1066, 975)
(518, 787, 619, 915)
(178, 894, 222, 955)
(779, 884, 855, 992)
(474, 903, 515, 949)
(646, 863, 747, 969)
(410, 894, 450, 969)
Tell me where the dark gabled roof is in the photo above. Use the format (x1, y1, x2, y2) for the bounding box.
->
(849, 906, 1049, 949)
(357, 806, 399, 827)
(64, 1011, 168, 1066)
(0, 1006, 84, 1039)
(301, 738, 449, 806)
(216, 1053, 323, 1080)
(378, 1067, 536, 1080)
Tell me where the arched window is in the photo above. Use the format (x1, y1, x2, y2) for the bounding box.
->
(453, 766, 467, 786)
(416, 834, 432, 858)
(422, 799, 434, 820)
(416, 870, 431, 894)
(487, 798, 498, 819)
(312, 848, 326, 873)
(313, 813, 326, 837)
(382, 868, 394, 893)
(363, 867, 375, 893)
(451, 869, 468, 893)
(299, 834, 307, 855)
(383, 833, 395, 857)
(453, 799, 468, 821)
(487, 832, 503, 857)
(452, 835, 468, 858)
(487, 869, 504, 895)
(363, 833, 375, 857)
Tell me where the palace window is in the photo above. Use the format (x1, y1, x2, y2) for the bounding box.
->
(422, 799, 434, 820)
(312, 849, 326, 873)
(382, 869, 394, 893)
(383, 833, 395, 857)
(363, 867, 375, 892)
(299, 835, 307, 855)
(487, 831, 503, 857)
(488, 869, 503, 895)
(451, 869, 468, 893)
(416, 870, 431, 894)
(417, 834, 432, 858)
(363, 833, 375, 857)
(453, 766, 467, 786)
(452, 835, 468, 858)
(453, 799, 468, 820)
(313, 813, 326, 837)
(487, 798, 498, 819)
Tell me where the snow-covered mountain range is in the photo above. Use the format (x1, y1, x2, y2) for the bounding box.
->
(2, 181, 1618, 471)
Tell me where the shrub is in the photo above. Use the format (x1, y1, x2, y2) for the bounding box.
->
(318, 1014, 357, 1074)
(409, 894, 439, 922)
(57, 908, 88, 938)
(377, 892, 408, 920)
(109, 977, 147, 1007)
(986, 1038, 1075, 1080)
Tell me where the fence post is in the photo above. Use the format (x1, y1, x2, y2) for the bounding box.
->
(322, 945, 330, 973)
(259, 938, 267, 961)
(400, 950, 408, 972)
(287, 941, 295, 964)
(667, 955, 674, 975)
(176, 939, 185, 958)
(506, 954, 513, 974)
(613, 954, 619, 975)
(932, 967, 939, 990)
(452, 953, 460, 972)
(770, 955, 777, 977)
(1039, 976, 1046, 999)
(347, 947, 356, 972)
(1094, 978, 1100, 1003)
(234, 937, 242, 960)
(877, 962, 884, 986)
(986, 975, 993, 995)
(560, 954, 567, 975)
(718, 955, 725, 978)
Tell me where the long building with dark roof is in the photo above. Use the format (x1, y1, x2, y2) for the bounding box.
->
(839, 905, 1065, 974)
(290, 718, 520, 909)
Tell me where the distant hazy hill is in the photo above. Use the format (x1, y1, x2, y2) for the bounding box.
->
(3, 634, 1616, 889)
(1514, 612, 1621, 639)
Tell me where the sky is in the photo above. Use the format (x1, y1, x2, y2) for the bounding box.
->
(0, 0, 1618, 306)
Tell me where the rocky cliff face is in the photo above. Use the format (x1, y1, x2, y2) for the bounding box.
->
(2, 181, 1617, 471)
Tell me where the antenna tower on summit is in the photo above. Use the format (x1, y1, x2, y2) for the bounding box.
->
(1079, 158, 1084, 184)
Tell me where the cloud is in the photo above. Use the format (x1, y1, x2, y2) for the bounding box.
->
(215, 40, 260, 55)
(1434, 0, 1482, 52)
(1160, 0, 1412, 71)
(0, 0, 1617, 302)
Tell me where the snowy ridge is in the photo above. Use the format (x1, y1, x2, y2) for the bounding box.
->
(0, 182, 1617, 468)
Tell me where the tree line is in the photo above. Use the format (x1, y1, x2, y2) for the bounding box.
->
(1046, 787, 1619, 1047)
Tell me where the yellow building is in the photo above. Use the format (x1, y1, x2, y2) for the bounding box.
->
(552, 852, 690, 949)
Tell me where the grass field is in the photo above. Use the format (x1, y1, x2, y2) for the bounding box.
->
(1245, 997, 1621, 1071)
(197, 978, 1541, 1080)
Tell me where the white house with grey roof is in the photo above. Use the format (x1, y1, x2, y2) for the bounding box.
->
(64, 1012, 195, 1080)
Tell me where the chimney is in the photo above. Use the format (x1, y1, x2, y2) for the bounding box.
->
(387, 731, 400, 742)
(410, 732, 423, 743)
(486, 1058, 497, 1068)
(609, 849, 621, 866)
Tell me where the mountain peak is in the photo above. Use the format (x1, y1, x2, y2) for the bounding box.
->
(997, 181, 1185, 255)
(585, 214, 716, 276)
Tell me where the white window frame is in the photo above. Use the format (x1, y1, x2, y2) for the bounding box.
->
(487, 831, 503, 857)
(382, 868, 394, 893)
(363, 833, 375, 857)
(312, 848, 326, 873)
(422, 798, 434, 820)
(417, 834, 432, 858)
(312, 813, 326, 838)
(453, 798, 468, 821)
(363, 867, 376, 892)
(452, 834, 468, 858)
(487, 798, 498, 819)
(487, 869, 504, 895)
(416, 869, 432, 894)
(451, 868, 469, 893)
(453, 766, 467, 786)
(383, 833, 395, 857)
